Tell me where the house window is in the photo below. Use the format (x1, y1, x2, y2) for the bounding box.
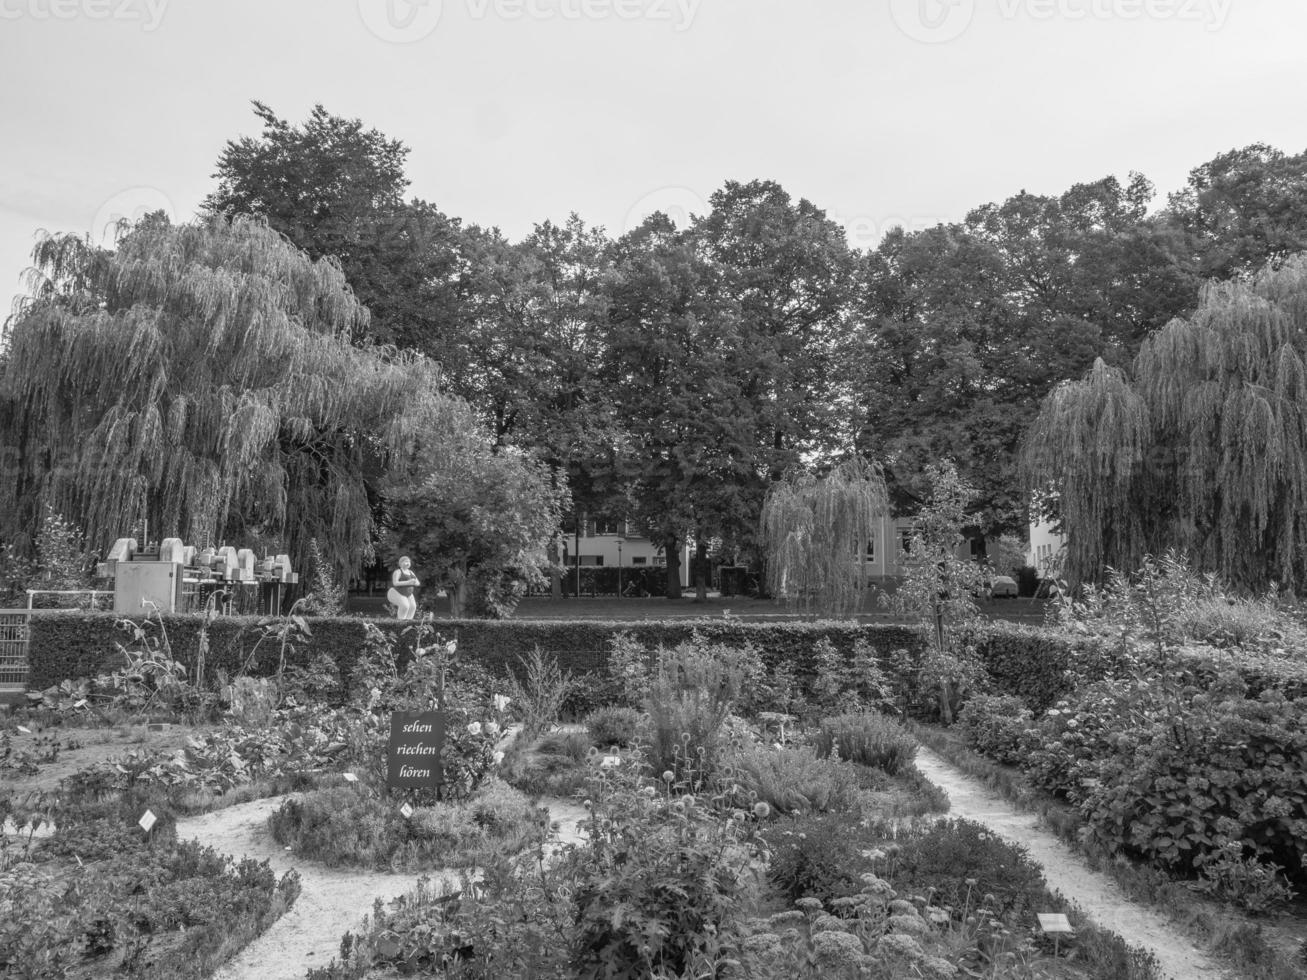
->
(593, 519, 620, 536)
(632, 556, 647, 566)
(900, 530, 916, 555)
(855, 536, 876, 562)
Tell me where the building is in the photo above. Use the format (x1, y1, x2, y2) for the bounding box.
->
(1027, 516, 1066, 579)
(560, 518, 691, 587)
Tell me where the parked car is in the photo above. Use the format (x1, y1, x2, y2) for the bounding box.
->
(989, 575, 1018, 598)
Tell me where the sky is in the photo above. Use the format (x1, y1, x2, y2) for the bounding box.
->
(2, 0, 1306, 317)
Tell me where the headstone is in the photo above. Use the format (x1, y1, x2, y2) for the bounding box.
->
(386, 710, 446, 791)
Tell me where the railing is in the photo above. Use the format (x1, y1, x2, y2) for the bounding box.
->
(25, 589, 115, 610)
(0, 608, 31, 696)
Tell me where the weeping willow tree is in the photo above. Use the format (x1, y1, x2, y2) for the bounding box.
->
(1023, 255, 1307, 592)
(0, 213, 450, 579)
(759, 457, 887, 617)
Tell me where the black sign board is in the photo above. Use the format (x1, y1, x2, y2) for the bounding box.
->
(386, 710, 446, 790)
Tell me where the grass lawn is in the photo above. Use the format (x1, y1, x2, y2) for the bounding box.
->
(348, 591, 1051, 624)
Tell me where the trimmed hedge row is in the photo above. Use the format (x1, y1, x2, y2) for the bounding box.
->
(29, 611, 1301, 712)
(26, 611, 926, 696)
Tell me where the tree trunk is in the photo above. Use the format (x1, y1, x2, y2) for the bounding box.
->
(664, 532, 682, 599)
(694, 538, 708, 602)
(448, 562, 468, 618)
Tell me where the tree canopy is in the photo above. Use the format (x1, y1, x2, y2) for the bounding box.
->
(1024, 255, 1307, 592)
(0, 214, 454, 578)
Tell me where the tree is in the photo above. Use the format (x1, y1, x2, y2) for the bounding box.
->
(1024, 255, 1307, 592)
(759, 457, 887, 617)
(601, 215, 757, 597)
(849, 175, 1194, 537)
(379, 400, 569, 618)
(1165, 143, 1307, 281)
(0, 214, 451, 580)
(204, 102, 466, 349)
(887, 460, 989, 723)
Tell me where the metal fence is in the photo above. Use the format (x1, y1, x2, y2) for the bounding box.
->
(0, 608, 30, 696)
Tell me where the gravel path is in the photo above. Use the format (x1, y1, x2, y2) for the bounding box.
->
(914, 747, 1232, 980)
(177, 760, 1234, 980)
(176, 794, 590, 980)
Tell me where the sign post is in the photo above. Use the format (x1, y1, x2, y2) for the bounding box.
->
(386, 710, 446, 793)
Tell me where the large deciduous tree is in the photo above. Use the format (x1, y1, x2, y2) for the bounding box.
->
(0, 214, 450, 579)
(204, 101, 466, 351)
(1024, 255, 1307, 592)
(379, 399, 569, 618)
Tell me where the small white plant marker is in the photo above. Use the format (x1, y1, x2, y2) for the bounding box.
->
(1037, 912, 1074, 956)
(342, 772, 358, 783)
(16, 726, 30, 735)
(74, 699, 88, 709)
(399, 802, 414, 819)
(138, 809, 157, 832)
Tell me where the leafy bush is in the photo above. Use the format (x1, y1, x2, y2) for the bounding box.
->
(814, 712, 916, 775)
(956, 694, 1035, 767)
(584, 706, 643, 748)
(876, 818, 1050, 922)
(268, 778, 542, 871)
(724, 744, 862, 817)
(563, 759, 767, 979)
(1077, 685, 1307, 891)
(764, 811, 876, 904)
(2, 828, 299, 980)
(1021, 675, 1167, 802)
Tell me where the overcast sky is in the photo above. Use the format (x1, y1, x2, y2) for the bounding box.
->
(2, 0, 1305, 316)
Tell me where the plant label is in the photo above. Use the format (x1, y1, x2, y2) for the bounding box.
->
(342, 772, 358, 783)
(138, 809, 157, 832)
(1037, 913, 1073, 934)
(74, 699, 88, 709)
(16, 726, 30, 735)
(399, 802, 414, 819)
(386, 710, 446, 791)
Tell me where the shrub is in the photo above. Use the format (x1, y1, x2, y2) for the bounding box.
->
(764, 811, 875, 904)
(645, 638, 756, 781)
(506, 646, 573, 740)
(956, 694, 1035, 767)
(268, 779, 541, 871)
(584, 706, 643, 748)
(565, 760, 767, 979)
(1077, 685, 1307, 890)
(814, 712, 916, 775)
(536, 729, 593, 764)
(876, 818, 1050, 922)
(724, 744, 862, 817)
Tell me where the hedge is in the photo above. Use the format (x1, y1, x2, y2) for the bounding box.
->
(960, 621, 1307, 711)
(26, 610, 927, 698)
(29, 611, 1299, 713)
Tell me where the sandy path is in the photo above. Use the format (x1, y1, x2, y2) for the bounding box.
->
(914, 747, 1231, 980)
(177, 794, 590, 980)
